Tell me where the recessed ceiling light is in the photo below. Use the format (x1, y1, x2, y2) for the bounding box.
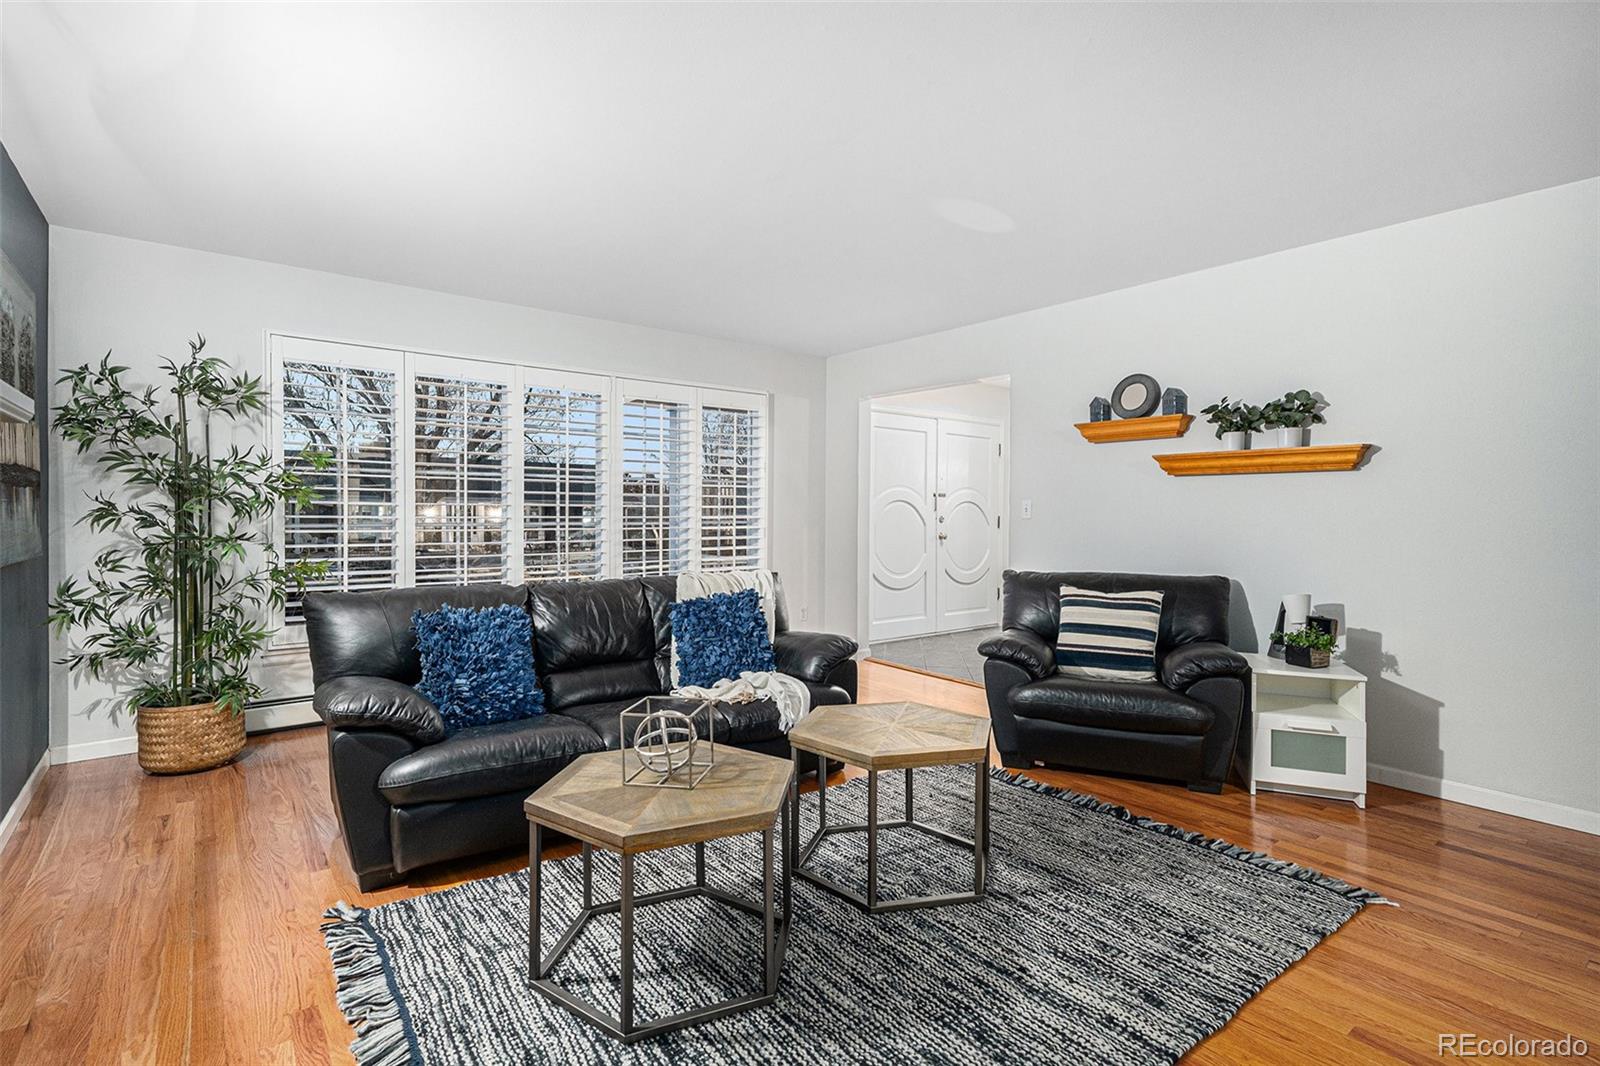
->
(929, 197, 1015, 234)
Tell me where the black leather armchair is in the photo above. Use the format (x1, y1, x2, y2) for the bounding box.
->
(304, 573, 857, 890)
(979, 570, 1249, 793)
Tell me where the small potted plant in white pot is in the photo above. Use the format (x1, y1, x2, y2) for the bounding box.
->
(49, 337, 328, 774)
(1261, 390, 1325, 448)
(1199, 396, 1264, 450)
(1272, 626, 1337, 669)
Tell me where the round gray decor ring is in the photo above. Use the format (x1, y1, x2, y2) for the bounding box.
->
(1110, 373, 1160, 418)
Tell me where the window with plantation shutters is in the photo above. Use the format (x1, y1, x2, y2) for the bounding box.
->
(273, 337, 769, 636)
(618, 385, 693, 576)
(699, 398, 764, 571)
(522, 373, 605, 580)
(276, 341, 402, 623)
(411, 360, 513, 586)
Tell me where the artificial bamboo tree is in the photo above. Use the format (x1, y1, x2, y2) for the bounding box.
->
(49, 336, 326, 772)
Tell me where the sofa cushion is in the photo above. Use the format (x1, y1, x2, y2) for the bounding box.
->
(671, 588, 776, 688)
(557, 696, 786, 750)
(542, 658, 662, 712)
(529, 578, 655, 673)
(303, 583, 528, 687)
(1054, 586, 1164, 683)
(1008, 675, 1213, 736)
(412, 604, 544, 731)
(377, 714, 606, 806)
(1001, 571, 1229, 656)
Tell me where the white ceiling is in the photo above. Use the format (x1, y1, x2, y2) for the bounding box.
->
(3, 2, 1596, 356)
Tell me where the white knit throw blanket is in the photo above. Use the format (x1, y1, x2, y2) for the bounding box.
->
(670, 569, 811, 730)
(673, 669, 813, 732)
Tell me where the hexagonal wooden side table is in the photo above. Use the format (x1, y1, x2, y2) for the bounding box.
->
(523, 747, 796, 1043)
(787, 702, 992, 913)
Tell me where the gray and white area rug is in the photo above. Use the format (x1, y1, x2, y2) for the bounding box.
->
(323, 768, 1391, 1066)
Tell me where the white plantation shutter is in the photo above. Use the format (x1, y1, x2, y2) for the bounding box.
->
(617, 382, 694, 576)
(410, 357, 514, 586)
(275, 339, 771, 631)
(522, 371, 606, 579)
(275, 339, 402, 623)
(699, 394, 765, 571)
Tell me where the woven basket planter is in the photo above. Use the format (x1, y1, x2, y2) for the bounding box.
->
(136, 701, 245, 775)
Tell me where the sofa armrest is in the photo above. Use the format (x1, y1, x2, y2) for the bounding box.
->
(313, 675, 447, 744)
(1159, 641, 1250, 692)
(773, 630, 859, 685)
(978, 628, 1055, 682)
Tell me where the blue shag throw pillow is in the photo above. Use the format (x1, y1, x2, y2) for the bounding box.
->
(671, 587, 776, 689)
(412, 604, 544, 733)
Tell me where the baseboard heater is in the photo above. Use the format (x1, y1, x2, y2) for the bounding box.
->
(245, 695, 318, 734)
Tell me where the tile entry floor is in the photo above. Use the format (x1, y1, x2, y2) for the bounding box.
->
(868, 627, 1000, 685)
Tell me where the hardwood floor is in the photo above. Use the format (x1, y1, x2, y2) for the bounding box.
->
(1, 661, 1596, 1064)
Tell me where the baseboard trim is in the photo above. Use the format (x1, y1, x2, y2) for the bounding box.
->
(246, 699, 318, 732)
(1369, 763, 1599, 836)
(50, 735, 139, 764)
(0, 750, 51, 858)
(50, 699, 320, 765)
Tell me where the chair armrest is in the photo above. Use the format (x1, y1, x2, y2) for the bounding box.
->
(978, 628, 1055, 681)
(773, 631, 859, 685)
(1160, 642, 1250, 692)
(312, 675, 447, 744)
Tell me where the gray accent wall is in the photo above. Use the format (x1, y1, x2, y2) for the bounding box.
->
(0, 144, 50, 818)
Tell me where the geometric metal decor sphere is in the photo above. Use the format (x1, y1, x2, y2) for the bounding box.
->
(632, 710, 697, 775)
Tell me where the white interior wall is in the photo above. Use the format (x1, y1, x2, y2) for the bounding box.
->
(825, 180, 1600, 831)
(871, 381, 1011, 423)
(47, 227, 827, 761)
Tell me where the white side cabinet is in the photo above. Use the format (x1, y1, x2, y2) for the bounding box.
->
(1236, 652, 1369, 808)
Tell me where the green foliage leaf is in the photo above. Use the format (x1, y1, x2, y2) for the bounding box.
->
(1271, 627, 1337, 651)
(48, 336, 318, 715)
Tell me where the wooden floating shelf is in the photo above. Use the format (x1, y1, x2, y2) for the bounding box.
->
(1075, 414, 1193, 443)
(1154, 443, 1371, 477)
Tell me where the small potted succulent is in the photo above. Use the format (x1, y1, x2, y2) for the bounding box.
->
(1272, 626, 1337, 669)
(1261, 390, 1325, 448)
(1199, 396, 1264, 450)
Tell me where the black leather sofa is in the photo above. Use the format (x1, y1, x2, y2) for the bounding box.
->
(303, 574, 857, 890)
(978, 570, 1249, 793)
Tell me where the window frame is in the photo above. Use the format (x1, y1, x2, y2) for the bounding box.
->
(406, 353, 519, 590)
(697, 386, 767, 573)
(521, 367, 610, 582)
(267, 334, 770, 642)
(270, 336, 406, 628)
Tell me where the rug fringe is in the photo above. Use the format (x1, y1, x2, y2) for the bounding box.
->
(321, 901, 417, 1066)
(988, 767, 1396, 907)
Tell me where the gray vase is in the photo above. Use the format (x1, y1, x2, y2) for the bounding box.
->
(1221, 431, 1250, 451)
(1276, 426, 1310, 448)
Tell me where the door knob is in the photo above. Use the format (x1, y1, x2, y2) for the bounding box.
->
(938, 532, 949, 540)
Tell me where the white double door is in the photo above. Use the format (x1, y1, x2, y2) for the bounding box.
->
(868, 411, 1003, 642)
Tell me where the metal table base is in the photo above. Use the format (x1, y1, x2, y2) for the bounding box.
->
(527, 777, 796, 1044)
(791, 755, 989, 913)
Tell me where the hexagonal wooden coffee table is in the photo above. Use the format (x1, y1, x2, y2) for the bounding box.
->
(787, 701, 992, 913)
(523, 747, 795, 1043)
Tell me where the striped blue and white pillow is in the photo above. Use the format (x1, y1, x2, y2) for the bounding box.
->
(1055, 585, 1165, 682)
